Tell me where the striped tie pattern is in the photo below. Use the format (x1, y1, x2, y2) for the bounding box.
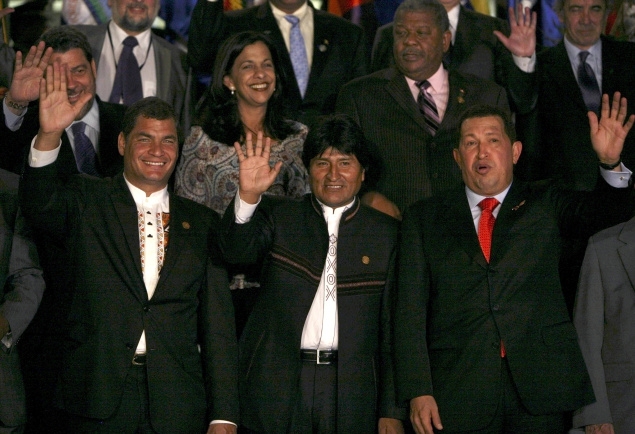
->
(417, 80, 440, 136)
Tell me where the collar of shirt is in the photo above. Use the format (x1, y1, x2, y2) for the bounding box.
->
(447, 4, 459, 44)
(124, 175, 170, 213)
(405, 64, 450, 119)
(108, 20, 153, 65)
(563, 36, 603, 88)
(65, 98, 100, 153)
(270, 1, 314, 66)
(466, 181, 512, 231)
(316, 197, 354, 222)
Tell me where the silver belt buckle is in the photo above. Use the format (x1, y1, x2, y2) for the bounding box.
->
(316, 349, 328, 365)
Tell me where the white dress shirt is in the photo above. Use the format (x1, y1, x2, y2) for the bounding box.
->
(270, 1, 314, 68)
(406, 64, 450, 121)
(564, 37, 603, 94)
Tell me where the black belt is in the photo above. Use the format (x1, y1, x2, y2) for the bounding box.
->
(132, 353, 147, 366)
(300, 349, 338, 365)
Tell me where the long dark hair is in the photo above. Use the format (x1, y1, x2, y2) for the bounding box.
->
(194, 31, 299, 145)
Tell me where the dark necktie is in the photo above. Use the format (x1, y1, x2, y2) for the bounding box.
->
(109, 36, 143, 106)
(71, 121, 99, 177)
(284, 15, 309, 98)
(477, 198, 499, 263)
(417, 80, 440, 136)
(577, 51, 601, 114)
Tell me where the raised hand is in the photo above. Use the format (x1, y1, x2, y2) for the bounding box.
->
(590, 92, 635, 168)
(35, 61, 91, 151)
(493, 4, 537, 58)
(8, 41, 53, 107)
(234, 131, 283, 204)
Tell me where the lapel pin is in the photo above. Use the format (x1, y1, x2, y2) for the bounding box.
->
(362, 255, 370, 264)
(182, 221, 191, 229)
(319, 40, 328, 52)
(457, 89, 465, 104)
(511, 200, 526, 211)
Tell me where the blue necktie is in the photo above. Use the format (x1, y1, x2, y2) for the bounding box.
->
(577, 51, 601, 115)
(71, 121, 99, 177)
(109, 36, 143, 106)
(284, 15, 309, 98)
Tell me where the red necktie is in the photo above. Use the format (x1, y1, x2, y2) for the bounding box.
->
(477, 198, 499, 263)
(478, 198, 506, 357)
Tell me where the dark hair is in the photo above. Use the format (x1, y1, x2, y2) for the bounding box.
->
(457, 105, 516, 146)
(122, 97, 178, 139)
(395, 0, 450, 32)
(38, 26, 94, 63)
(194, 31, 299, 144)
(302, 114, 373, 172)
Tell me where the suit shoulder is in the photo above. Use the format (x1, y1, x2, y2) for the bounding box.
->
(173, 194, 219, 221)
(314, 9, 364, 33)
(342, 69, 392, 90)
(450, 70, 505, 93)
(97, 98, 127, 118)
(462, 8, 506, 29)
(358, 204, 400, 233)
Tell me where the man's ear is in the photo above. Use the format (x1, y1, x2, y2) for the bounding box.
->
(512, 141, 523, 164)
(118, 132, 126, 156)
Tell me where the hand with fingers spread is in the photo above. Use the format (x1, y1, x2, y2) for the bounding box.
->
(5, 41, 53, 112)
(35, 61, 92, 151)
(493, 4, 537, 58)
(234, 131, 283, 204)
(410, 395, 443, 434)
(590, 92, 635, 169)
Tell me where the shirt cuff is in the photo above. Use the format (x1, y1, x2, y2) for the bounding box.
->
(29, 135, 62, 167)
(600, 163, 632, 188)
(209, 420, 237, 426)
(512, 52, 536, 73)
(3, 100, 26, 131)
(234, 191, 260, 224)
(1, 331, 13, 349)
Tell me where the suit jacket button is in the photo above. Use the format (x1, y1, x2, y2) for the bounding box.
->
(492, 304, 500, 311)
(143, 306, 150, 312)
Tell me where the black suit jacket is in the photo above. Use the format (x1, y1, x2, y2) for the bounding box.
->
(370, 7, 536, 114)
(220, 195, 404, 433)
(394, 179, 634, 431)
(188, 0, 368, 126)
(19, 166, 239, 432)
(0, 98, 124, 177)
(536, 36, 635, 190)
(336, 67, 509, 211)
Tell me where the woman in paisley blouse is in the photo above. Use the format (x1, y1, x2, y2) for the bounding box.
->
(175, 31, 309, 216)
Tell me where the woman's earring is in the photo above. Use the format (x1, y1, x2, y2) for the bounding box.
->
(230, 87, 235, 95)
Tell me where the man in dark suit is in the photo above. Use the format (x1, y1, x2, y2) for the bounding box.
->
(336, 0, 534, 212)
(370, 0, 537, 115)
(74, 0, 192, 131)
(572, 216, 635, 433)
(395, 96, 635, 434)
(220, 115, 405, 433)
(20, 60, 238, 433)
(0, 168, 45, 434)
(536, 0, 635, 190)
(188, 0, 367, 126)
(1, 26, 125, 177)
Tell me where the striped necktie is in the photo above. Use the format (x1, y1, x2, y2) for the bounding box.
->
(417, 80, 440, 136)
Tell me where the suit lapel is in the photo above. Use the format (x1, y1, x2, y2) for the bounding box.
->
(451, 8, 473, 71)
(111, 174, 146, 300)
(152, 35, 171, 102)
(385, 68, 430, 132)
(309, 11, 331, 92)
(444, 188, 488, 268)
(442, 72, 468, 130)
(96, 99, 123, 176)
(617, 218, 635, 291)
(543, 43, 587, 113)
(490, 180, 530, 264)
(601, 36, 618, 94)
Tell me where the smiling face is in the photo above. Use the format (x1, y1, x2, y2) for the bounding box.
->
(109, 0, 160, 34)
(453, 116, 522, 196)
(309, 147, 365, 208)
(559, 0, 607, 49)
(223, 41, 276, 112)
(118, 116, 178, 195)
(393, 9, 451, 82)
(49, 49, 96, 121)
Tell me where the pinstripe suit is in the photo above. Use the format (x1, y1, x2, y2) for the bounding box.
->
(336, 67, 509, 212)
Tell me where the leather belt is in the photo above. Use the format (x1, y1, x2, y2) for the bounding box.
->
(300, 349, 338, 365)
(132, 353, 147, 366)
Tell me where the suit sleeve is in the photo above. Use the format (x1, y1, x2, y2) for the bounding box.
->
(379, 245, 408, 419)
(394, 204, 434, 403)
(199, 221, 239, 422)
(572, 237, 613, 427)
(1, 207, 45, 346)
(188, 0, 228, 73)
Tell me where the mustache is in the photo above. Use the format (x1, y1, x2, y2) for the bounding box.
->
(127, 2, 148, 10)
(400, 47, 422, 56)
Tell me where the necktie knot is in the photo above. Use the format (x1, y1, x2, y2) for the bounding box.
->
(123, 36, 139, 48)
(284, 14, 300, 26)
(71, 121, 86, 136)
(579, 50, 590, 64)
(417, 80, 431, 92)
(478, 197, 499, 213)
